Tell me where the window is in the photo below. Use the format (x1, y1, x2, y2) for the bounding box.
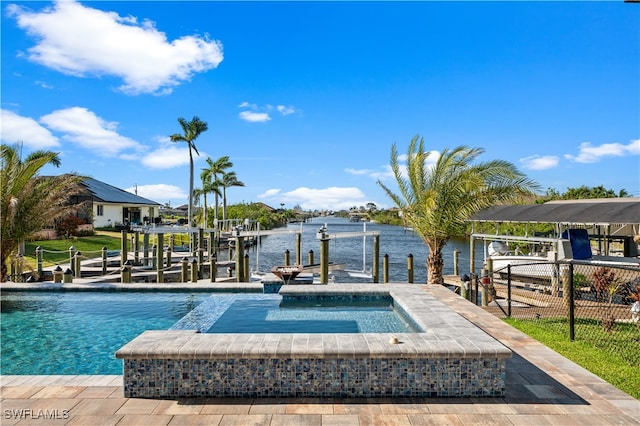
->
(96, 205, 104, 216)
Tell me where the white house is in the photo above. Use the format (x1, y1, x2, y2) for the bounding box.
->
(74, 177, 162, 228)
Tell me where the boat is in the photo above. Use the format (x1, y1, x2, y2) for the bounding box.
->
(477, 228, 639, 282)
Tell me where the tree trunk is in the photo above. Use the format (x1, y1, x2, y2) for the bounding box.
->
(203, 193, 208, 228)
(214, 194, 219, 228)
(426, 242, 445, 284)
(188, 148, 194, 228)
(223, 188, 227, 222)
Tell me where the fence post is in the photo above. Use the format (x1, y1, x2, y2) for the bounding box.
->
(151, 245, 157, 270)
(481, 267, 489, 306)
(210, 252, 217, 282)
(198, 228, 205, 277)
(120, 230, 128, 266)
(320, 236, 329, 284)
(180, 257, 189, 282)
(156, 235, 164, 284)
(69, 246, 76, 270)
(507, 265, 512, 318)
(235, 236, 245, 283)
(407, 254, 414, 284)
(133, 231, 140, 264)
(121, 262, 131, 283)
(569, 263, 575, 341)
(383, 254, 389, 284)
(460, 274, 469, 300)
(36, 246, 43, 278)
(53, 265, 63, 283)
(165, 246, 172, 268)
(474, 274, 479, 305)
(190, 258, 198, 283)
(102, 246, 108, 275)
(296, 233, 302, 266)
(373, 235, 380, 283)
(63, 267, 73, 284)
(453, 249, 459, 276)
(74, 251, 82, 278)
(143, 233, 150, 267)
(486, 258, 495, 303)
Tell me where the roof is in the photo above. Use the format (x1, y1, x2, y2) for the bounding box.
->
(81, 177, 160, 206)
(470, 198, 640, 226)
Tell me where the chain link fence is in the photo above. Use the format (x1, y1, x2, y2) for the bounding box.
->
(463, 260, 640, 367)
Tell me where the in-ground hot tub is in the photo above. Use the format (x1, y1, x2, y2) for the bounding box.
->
(115, 284, 511, 398)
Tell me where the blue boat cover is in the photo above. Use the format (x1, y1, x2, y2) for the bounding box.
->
(562, 229, 593, 260)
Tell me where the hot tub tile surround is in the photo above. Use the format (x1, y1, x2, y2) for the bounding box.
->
(116, 284, 511, 398)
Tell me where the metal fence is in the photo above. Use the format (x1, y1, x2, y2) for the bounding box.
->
(463, 260, 640, 367)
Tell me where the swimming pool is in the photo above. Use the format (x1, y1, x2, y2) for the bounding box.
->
(0, 291, 211, 375)
(117, 284, 512, 398)
(170, 294, 420, 334)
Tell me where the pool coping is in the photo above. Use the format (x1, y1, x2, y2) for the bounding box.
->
(114, 284, 512, 360)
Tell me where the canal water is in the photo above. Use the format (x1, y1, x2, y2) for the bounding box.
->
(245, 216, 484, 283)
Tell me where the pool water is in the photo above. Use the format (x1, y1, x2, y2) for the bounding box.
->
(0, 291, 210, 375)
(210, 298, 417, 333)
(169, 294, 419, 334)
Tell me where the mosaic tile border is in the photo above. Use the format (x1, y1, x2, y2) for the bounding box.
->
(122, 357, 506, 398)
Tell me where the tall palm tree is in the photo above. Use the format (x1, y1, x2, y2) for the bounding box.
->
(201, 156, 231, 227)
(170, 116, 208, 228)
(1, 144, 85, 282)
(377, 135, 539, 284)
(221, 171, 245, 222)
(194, 176, 221, 228)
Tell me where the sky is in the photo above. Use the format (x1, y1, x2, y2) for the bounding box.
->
(2, 1, 639, 211)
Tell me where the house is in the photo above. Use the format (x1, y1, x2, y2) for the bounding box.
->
(70, 177, 162, 228)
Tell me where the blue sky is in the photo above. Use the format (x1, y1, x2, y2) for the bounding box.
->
(2, 1, 639, 210)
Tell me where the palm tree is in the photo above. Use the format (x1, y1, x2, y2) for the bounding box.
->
(170, 116, 208, 228)
(1, 144, 85, 282)
(194, 176, 221, 228)
(377, 135, 539, 284)
(201, 156, 231, 228)
(221, 171, 245, 222)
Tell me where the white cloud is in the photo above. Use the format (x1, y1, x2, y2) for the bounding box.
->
(276, 105, 297, 116)
(239, 111, 271, 123)
(8, 0, 223, 95)
(345, 165, 395, 181)
(140, 139, 208, 169)
(565, 140, 640, 163)
(39, 107, 144, 157)
(0, 109, 59, 148)
(520, 155, 559, 171)
(258, 188, 282, 198)
(238, 102, 297, 123)
(125, 183, 186, 203)
(258, 186, 369, 211)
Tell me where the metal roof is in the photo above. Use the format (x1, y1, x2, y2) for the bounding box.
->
(81, 177, 160, 205)
(470, 198, 640, 225)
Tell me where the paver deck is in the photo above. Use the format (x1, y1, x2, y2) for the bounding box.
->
(1, 284, 638, 425)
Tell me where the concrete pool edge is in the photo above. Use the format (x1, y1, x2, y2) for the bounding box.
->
(115, 284, 511, 398)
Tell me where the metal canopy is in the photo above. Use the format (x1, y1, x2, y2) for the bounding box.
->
(470, 198, 640, 226)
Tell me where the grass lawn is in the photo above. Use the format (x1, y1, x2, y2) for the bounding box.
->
(504, 317, 640, 400)
(23, 232, 123, 267)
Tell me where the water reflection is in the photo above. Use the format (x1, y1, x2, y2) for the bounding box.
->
(245, 216, 483, 283)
